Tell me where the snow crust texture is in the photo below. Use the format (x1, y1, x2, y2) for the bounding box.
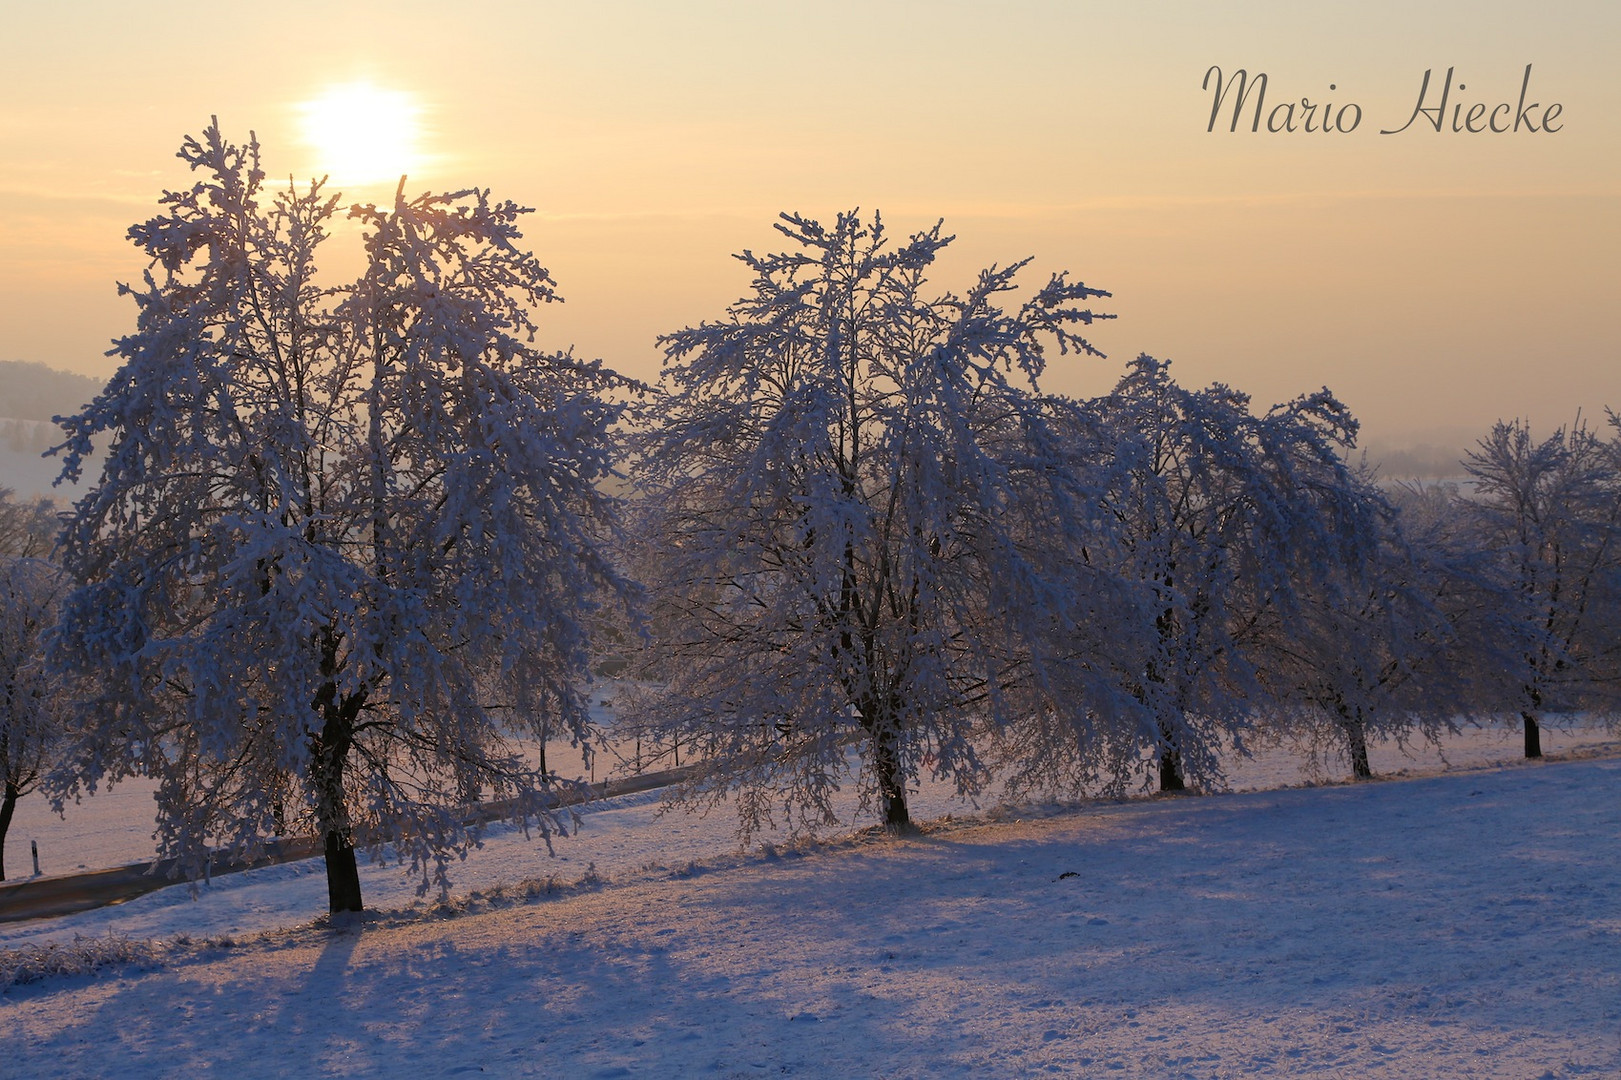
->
(4, 755, 1618, 1079)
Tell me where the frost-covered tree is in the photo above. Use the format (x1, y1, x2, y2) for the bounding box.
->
(1081, 356, 1378, 791)
(1595, 416, 1621, 701)
(1462, 417, 1621, 756)
(1254, 474, 1488, 780)
(0, 556, 65, 880)
(0, 488, 55, 560)
(0, 489, 65, 880)
(631, 210, 1134, 834)
(49, 122, 633, 911)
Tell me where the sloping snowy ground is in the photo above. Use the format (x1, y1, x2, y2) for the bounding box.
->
(2, 735, 1619, 1078)
(0, 719, 1614, 948)
(4, 694, 630, 881)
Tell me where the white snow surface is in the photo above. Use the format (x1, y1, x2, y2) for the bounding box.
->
(2, 723, 1619, 1078)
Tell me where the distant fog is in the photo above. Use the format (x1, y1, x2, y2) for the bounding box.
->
(1360, 440, 1471, 480)
(0, 360, 104, 498)
(0, 358, 1525, 495)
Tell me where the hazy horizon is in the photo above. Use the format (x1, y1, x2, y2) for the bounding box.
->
(2, 1, 1615, 451)
(0, 356, 1550, 503)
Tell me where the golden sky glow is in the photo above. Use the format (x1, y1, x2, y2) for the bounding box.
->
(0, 1, 1616, 456)
(296, 82, 422, 187)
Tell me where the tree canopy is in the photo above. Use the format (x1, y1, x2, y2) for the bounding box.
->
(630, 210, 1140, 833)
(49, 122, 633, 911)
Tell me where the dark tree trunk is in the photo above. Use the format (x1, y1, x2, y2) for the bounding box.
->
(1337, 704, 1373, 780)
(867, 718, 914, 835)
(312, 670, 366, 913)
(876, 760, 913, 834)
(0, 782, 17, 882)
(1157, 721, 1186, 792)
(324, 830, 363, 913)
(271, 769, 288, 836)
(1522, 711, 1543, 759)
(1149, 602, 1187, 794)
(1158, 750, 1186, 792)
(1347, 726, 1372, 780)
(457, 756, 482, 806)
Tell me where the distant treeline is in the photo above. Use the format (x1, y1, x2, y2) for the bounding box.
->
(0, 361, 103, 425)
(0, 360, 1478, 478)
(1361, 441, 1472, 479)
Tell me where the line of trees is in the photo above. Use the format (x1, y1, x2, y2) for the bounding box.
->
(0, 489, 64, 881)
(3, 125, 1618, 909)
(625, 213, 1620, 830)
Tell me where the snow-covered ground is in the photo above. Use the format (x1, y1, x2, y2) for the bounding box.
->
(2, 722, 1619, 1078)
(3, 717, 618, 882)
(0, 718, 1614, 946)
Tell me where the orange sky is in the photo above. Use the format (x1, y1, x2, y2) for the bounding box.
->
(2, 1, 1616, 454)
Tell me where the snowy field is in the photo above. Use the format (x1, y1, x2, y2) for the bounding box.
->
(2, 709, 621, 883)
(2, 722, 1619, 1078)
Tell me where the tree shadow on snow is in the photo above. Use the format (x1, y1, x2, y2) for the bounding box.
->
(5, 760, 1618, 1077)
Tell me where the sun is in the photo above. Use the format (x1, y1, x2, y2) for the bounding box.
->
(296, 82, 422, 187)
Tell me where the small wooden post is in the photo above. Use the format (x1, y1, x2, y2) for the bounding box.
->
(31, 840, 40, 877)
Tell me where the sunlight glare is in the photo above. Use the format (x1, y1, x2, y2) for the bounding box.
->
(297, 82, 421, 187)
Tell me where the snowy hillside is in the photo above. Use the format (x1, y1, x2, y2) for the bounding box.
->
(0, 360, 103, 498)
(2, 738, 1618, 1078)
(0, 419, 71, 500)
